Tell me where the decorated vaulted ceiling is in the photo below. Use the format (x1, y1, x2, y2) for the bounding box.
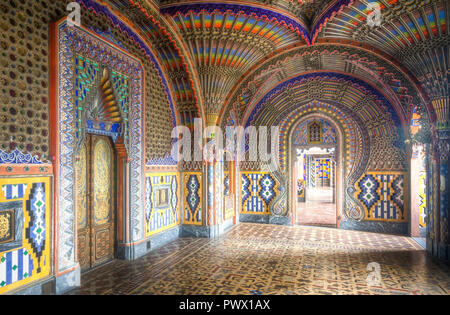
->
(93, 0, 446, 131)
(319, 0, 449, 126)
(224, 43, 428, 128)
(246, 73, 408, 176)
(160, 0, 310, 117)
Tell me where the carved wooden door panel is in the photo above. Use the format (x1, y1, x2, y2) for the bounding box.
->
(77, 135, 115, 271)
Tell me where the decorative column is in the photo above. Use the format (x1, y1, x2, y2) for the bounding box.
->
(437, 128, 449, 260)
(204, 113, 227, 237)
(432, 97, 449, 260)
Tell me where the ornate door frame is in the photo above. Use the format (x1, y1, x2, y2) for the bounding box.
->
(50, 19, 145, 276)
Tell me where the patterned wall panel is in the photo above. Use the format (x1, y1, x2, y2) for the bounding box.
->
(308, 157, 316, 188)
(215, 162, 224, 224)
(241, 172, 278, 215)
(224, 171, 234, 221)
(183, 172, 203, 226)
(356, 172, 407, 222)
(224, 172, 230, 197)
(297, 179, 305, 199)
(292, 119, 337, 146)
(316, 158, 331, 181)
(0, 0, 175, 161)
(145, 172, 180, 237)
(419, 172, 427, 228)
(207, 165, 214, 226)
(0, 177, 51, 294)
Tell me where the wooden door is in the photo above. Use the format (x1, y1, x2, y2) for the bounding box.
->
(76, 134, 116, 271)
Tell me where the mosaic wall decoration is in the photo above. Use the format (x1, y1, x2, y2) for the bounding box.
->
(215, 162, 224, 224)
(0, 1, 53, 159)
(145, 172, 179, 237)
(419, 172, 427, 228)
(297, 179, 305, 199)
(316, 158, 331, 186)
(277, 101, 362, 176)
(292, 119, 337, 146)
(252, 71, 406, 175)
(224, 172, 230, 197)
(308, 157, 316, 188)
(183, 172, 202, 226)
(74, 55, 101, 139)
(0, 150, 43, 165)
(356, 172, 407, 222)
(1, 0, 174, 161)
(241, 172, 278, 215)
(0, 177, 51, 294)
(78, 0, 177, 161)
(2, 0, 176, 273)
(223, 171, 234, 221)
(207, 165, 215, 226)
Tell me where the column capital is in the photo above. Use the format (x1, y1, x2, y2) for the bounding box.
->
(431, 97, 449, 130)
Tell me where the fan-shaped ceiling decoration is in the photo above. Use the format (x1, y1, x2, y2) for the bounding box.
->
(76, 0, 447, 130)
(89, 69, 122, 123)
(320, 0, 449, 126)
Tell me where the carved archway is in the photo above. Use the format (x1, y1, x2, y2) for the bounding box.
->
(288, 112, 346, 226)
(75, 68, 128, 159)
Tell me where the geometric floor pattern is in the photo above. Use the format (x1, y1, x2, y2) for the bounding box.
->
(68, 223, 450, 295)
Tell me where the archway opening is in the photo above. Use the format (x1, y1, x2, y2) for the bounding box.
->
(295, 146, 337, 227)
(410, 107, 428, 244)
(289, 116, 343, 228)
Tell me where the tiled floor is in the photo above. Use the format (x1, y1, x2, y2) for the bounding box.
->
(296, 201, 336, 226)
(68, 223, 450, 295)
(297, 188, 336, 226)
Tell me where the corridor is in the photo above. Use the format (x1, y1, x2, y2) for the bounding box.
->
(297, 187, 336, 226)
(68, 223, 450, 295)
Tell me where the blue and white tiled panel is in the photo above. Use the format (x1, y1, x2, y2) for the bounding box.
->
(241, 173, 277, 214)
(183, 173, 202, 225)
(1, 184, 27, 200)
(242, 173, 264, 213)
(224, 174, 230, 196)
(0, 179, 51, 294)
(357, 173, 406, 222)
(0, 249, 34, 288)
(148, 208, 178, 234)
